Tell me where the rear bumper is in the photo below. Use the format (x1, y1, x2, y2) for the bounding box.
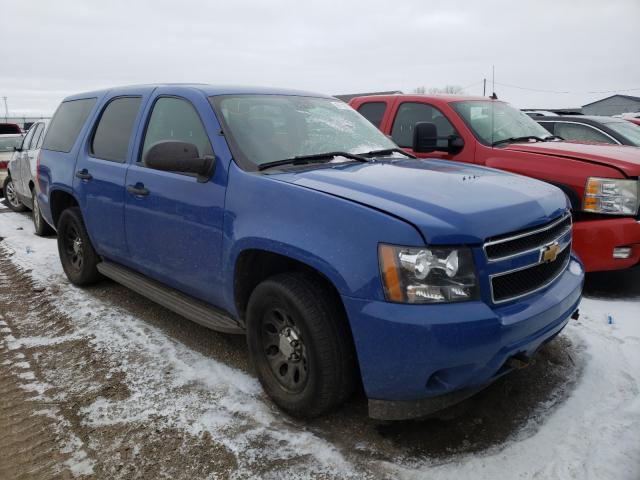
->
(573, 217, 640, 272)
(342, 256, 583, 419)
(0, 169, 7, 186)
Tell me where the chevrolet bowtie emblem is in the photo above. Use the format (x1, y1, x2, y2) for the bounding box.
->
(541, 242, 561, 263)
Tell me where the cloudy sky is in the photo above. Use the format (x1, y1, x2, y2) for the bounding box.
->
(1, 0, 639, 116)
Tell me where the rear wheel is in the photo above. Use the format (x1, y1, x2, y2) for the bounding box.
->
(32, 190, 54, 236)
(57, 207, 101, 285)
(246, 272, 357, 418)
(3, 177, 27, 212)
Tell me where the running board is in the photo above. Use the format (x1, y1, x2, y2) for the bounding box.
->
(97, 261, 244, 334)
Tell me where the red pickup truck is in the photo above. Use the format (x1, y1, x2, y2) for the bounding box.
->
(349, 94, 640, 272)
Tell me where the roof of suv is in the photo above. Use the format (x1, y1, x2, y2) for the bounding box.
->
(537, 115, 631, 125)
(63, 84, 332, 102)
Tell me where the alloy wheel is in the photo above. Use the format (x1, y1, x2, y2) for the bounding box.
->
(5, 180, 20, 208)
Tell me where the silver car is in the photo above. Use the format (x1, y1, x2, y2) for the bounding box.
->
(1, 133, 23, 191)
(4, 120, 53, 235)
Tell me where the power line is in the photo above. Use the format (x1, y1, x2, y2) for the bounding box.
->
(493, 81, 640, 95)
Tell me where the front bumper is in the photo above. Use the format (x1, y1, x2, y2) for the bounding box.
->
(342, 255, 584, 420)
(573, 217, 640, 272)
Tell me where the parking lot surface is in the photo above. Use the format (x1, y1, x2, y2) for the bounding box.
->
(1, 201, 638, 479)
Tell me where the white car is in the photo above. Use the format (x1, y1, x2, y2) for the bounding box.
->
(0, 133, 24, 193)
(4, 120, 53, 235)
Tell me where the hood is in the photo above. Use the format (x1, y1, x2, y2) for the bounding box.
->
(272, 159, 567, 244)
(504, 141, 640, 177)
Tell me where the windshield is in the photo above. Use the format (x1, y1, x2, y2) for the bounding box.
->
(605, 121, 640, 146)
(0, 136, 22, 152)
(212, 95, 396, 169)
(452, 100, 554, 146)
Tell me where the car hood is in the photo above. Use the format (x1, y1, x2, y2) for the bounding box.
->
(503, 141, 640, 177)
(271, 159, 567, 244)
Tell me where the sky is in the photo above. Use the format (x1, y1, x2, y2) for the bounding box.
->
(1, 0, 639, 116)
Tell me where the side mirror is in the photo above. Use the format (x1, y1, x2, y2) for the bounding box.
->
(13, 146, 22, 152)
(412, 122, 464, 154)
(144, 141, 215, 183)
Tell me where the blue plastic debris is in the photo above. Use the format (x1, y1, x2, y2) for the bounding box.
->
(607, 314, 614, 325)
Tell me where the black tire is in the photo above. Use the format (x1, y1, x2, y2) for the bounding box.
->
(3, 176, 27, 212)
(57, 207, 101, 285)
(32, 190, 54, 236)
(246, 272, 357, 418)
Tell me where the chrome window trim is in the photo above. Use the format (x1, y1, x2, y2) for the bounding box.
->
(538, 120, 621, 145)
(489, 241, 571, 304)
(483, 212, 572, 262)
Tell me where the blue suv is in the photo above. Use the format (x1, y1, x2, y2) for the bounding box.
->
(37, 84, 584, 420)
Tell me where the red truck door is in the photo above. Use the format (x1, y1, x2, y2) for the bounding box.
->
(354, 97, 476, 163)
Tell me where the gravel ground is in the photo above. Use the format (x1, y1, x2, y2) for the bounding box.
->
(1, 203, 638, 479)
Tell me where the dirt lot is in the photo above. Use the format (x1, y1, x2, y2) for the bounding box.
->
(1, 205, 638, 479)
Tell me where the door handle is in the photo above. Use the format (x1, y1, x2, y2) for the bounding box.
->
(75, 169, 93, 181)
(127, 183, 149, 196)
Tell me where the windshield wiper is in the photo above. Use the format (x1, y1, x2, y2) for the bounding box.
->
(258, 151, 370, 171)
(359, 148, 416, 159)
(492, 136, 546, 147)
(544, 135, 564, 141)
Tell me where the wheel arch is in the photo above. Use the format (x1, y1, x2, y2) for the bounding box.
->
(49, 188, 79, 228)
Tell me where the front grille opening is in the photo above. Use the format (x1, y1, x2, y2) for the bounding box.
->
(485, 215, 571, 261)
(491, 246, 570, 303)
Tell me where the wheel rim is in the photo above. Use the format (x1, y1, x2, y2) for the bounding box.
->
(33, 194, 41, 230)
(261, 308, 308, 393)
(5, 180, 20, 208)
(63, 225, 84, 272)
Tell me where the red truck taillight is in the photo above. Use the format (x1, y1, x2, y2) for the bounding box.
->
(0, 160, 8, 170)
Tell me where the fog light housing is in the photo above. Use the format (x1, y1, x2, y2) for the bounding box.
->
(613, 247, 632, 259)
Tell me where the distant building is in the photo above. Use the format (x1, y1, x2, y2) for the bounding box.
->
(333, 91, 402, 102)
(581, 95, 640, 116)
(2, 116, 51, 131)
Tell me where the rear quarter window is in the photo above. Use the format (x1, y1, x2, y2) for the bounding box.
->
(42, 98, 97, 153)
(357, 102, 387, 128)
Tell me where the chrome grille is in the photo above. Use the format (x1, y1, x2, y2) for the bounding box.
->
(491, 244, 571, 303)
(484, 213, 572, 262)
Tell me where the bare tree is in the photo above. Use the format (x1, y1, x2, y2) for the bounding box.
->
(412, 86, 427, 94)
(427, 85, 466, 95)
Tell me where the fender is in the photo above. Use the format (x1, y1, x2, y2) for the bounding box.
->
(221, 162, 425, 314)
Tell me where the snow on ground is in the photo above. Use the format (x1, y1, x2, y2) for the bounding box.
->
(1, 209, 639, 479)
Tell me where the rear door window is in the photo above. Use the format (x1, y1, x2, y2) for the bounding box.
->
(140, 97, 212, 166)
(20, 127, 37, 151)
(554, 123, 616, 144)
(391, 102, 457, 148)
(91, 97, 142, 163)
(357, 102, 387, 128)
(29, 123, 45, 150)
(42, 98, 97, 152)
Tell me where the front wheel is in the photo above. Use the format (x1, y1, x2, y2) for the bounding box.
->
(32, 190, 54, 236)
(3, 176, 27, 212)
(246, 272, 357, 418)
(57, 207, 101, 285)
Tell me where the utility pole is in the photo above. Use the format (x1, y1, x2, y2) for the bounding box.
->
(492, 65, 495, 98)
(483, 78, 486, 96)
(2, 97, 8, 122)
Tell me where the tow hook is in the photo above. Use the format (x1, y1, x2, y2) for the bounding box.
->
(571, 309, 580, 320)
(506, 352, 532, 370)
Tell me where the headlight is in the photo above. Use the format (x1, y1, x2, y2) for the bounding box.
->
(583, 177, 639, 215)
(378, 244, 479, 303)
